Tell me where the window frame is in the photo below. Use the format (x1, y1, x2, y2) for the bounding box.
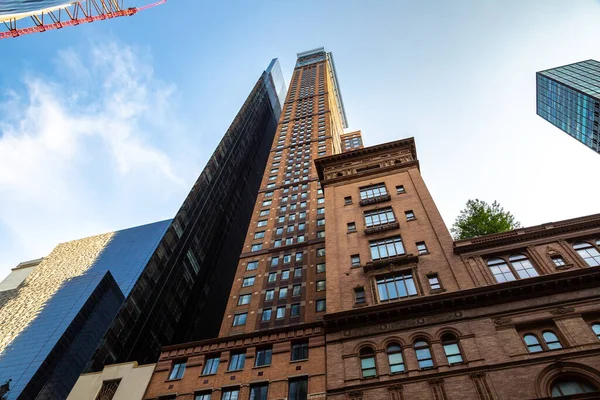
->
(255, 347, 273, 367)
(168, 360, 187, 380)
(202, 355, 220, 375)
(359, 347, 377, 378)
(441, 333, 464, 365)
(573, 241, 600, 267)
(414, 339, 435, 369)
(486, 253, 539, 283)
(386, 343, 405, 374)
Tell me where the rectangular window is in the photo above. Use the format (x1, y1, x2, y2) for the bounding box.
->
(283, 254, 292, 263)
(317, 248, 325, 257)
(396, 185, 405, 194)
(316, 299, 326, 312)
(169, 361, 186, 380)
(428, 274, 441, 290)
(416, 241, 428, 254)
(232, 313, 247, 326)
(292, 284, 301, 296)
(228, 352, 246, 371)
(295, 252, 303, 262)
(251, 244, 262, 251)
(294, 268, 302, 278)
(317, 198, 324, 204)
(364, 207, 395, 227)
(268, 273, 277, 283)
(261, 308, 272, 321)
(376, 272, 418, 301)
(276, 306, 286, 319)
(254, 231, 265, 239)
(360, 183, 387, 200)
(344, 196, 352, 205)
(257, 220, 267, 227)
(552, 256, 566, 267)
(355, 287, 366, 304)
(405, 210, 416, 221)
(290, 303, 300, 317)
(255, 347, 272, 366)
(279, 287, 288, 299)
(281, 270, 290, 280)
(249, 383, 268, 400)
(271, 257, 279, 267)
(317, 218, 325, 226)
(347, 222, 356, 232)
(369, 236, 405, 260)
(317, 207, 325, 214)
(289, 378, 308, 400)
(317, 231, 325, 238)
(202, 356, 220, 375)
(262, 200, 272, 206)
(242, 276, 255, 287)
(238, 294, 251, 305)
(351, 254, 361, 267)
(291, 341, 309, 361)
(221, 388, 240, 400)
(195, 392, 211, 400)
(265, 289, 274, 301)
(275, 227, 283, 235)
(316, 263, 326, 273)
(316, 280, 326, 291)
(247, 261, 258, 271)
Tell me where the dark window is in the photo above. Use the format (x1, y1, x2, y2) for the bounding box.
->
(376, 272, 418, 301)
(221, 388, 240, 400)
(316, 263, 326, 273)
(249, 383, 268, 400)
(351, 254, 361, 267)
(195, 392, 211, 400)
(428, 274, 441, 290)
(354, 287, 366, 304)
(416, 241, 428, 254)
(347, 222, 356, 232)
(96, 379, 121, 400)
(386, 344, 405, 373)
(317, 248, 325, 257)
(573, 242, 600, 266)
(202, 356, 220, 375)
(228, 352, 246, 371)
(364, 207, 395, 227)
(414, 340, 434, 369)
(169, 361, 186, 380)
(441, 333, 463, 364)
(291, 341, 309, 361)
(316, 280, 326, 291)
(369, 236, 405, 260)
(255, 347, 272, 367)
(232, 313, 247, 326)
(396, 185, 405, 194)
(316, 299, 326, 312)
(359, 347, 377, 377)
(288, 377, 308, 400)
(292, 284, 302, 296)
(360, 183, 387, 200)
(291, 303, 300, 317)
(551, 378, 597, 397)
(405, 210, 416, 221)
(344, 196, 352, 205)
(261, 309, 272, 321)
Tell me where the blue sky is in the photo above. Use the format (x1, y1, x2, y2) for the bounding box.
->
(1, 0, 599, 278)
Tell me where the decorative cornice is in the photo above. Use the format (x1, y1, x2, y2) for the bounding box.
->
(453, 213, 600, 254)
(364, 221, 400, 235)
(362, 254, 418, 274)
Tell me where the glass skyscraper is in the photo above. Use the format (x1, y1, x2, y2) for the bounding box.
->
(536, 60, 600, 154)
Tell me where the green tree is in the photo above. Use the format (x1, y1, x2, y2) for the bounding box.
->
(451, 199, 521, 240)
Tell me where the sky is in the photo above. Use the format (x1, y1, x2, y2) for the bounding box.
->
(0, 0, 599, 279)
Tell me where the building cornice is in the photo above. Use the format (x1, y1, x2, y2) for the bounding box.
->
(453, 213, 600, 254)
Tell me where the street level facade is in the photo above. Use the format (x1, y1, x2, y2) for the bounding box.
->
(140, 49, 600, 400)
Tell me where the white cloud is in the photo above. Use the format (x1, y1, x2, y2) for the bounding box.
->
(0, 40, 196, 279)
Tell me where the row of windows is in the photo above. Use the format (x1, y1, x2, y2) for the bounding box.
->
(234, 299, 326, 326)
(523, 323, 600, 353)
(173, 378, 308, 400)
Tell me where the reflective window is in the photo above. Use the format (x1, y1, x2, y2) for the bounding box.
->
(249, 383, 268, 400)
(232, 313, 247, 326)
(221, 388, 240, 400)
(543, 331, 563, 350)
(228, 352, 246, 371)
(360, 183, 387, 200)
(386, 344, 405, 373)
(242, 276, 255, 287)
(261, 308, 272, 321)
(169, 361, 186, 380)
(360, 347, 377, 377)
(376, 272, 417, 301)
(551, 378, 597, 397)
(573, 242, 600, 267)
(202, 356, 220, 375)
(364, 207, 395, 228)
(255, 347, 272, 367)
(288, 378, 308, 400)
(523, 334, 543, 353)
(487, 254, 539, 282)
(291, 341, 309, 361)
(369, 236, 405, 260)
(592, 323, 600, 340)
(414, 340, 434, 369)
(441, 333, 463, 364)
(354, 287, 366, 304)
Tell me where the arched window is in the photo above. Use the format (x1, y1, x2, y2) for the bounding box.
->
(592, 323, 600, 340)
(524, 334, 543, 353)
(573, 242, 600, 267)
(414, 340, 434, 369)
(386, 343, 405, 374)
(359, 347, 377, 378)
(441, 333, 463, 365)
(542, 331, 562, 350)
(551, 377, 597, 397)
(487, 254, 538, 283)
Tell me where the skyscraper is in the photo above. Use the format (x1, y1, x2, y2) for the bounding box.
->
(88, 58, 286, 371)
(536, 60, 600, 154)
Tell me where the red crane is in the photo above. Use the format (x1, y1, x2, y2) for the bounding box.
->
(0, 0, 166, 40)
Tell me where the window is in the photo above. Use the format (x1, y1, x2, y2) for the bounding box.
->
(316, 280, 326, 291)
(316, 263, 326, 273)
(251, 244, 262, 251)
(242, 276, 255, 287)
(376, 272, 418, 301)
(275, 227, 283, 235)
(257, 220, 267, 227)
(276, 306, 286, 319)
(221, 388, 240, 400)
(551, 378, 597, 397)
(543, 331, 563, 350)
(354, 287, 366, 304)
(202, 356, 220, 375)
(370, 236, 405, 260)
(344, 196, 352, 205)
(317, 198, 325, 204)
(290, 303, 300, 317)
(592, 323, 600, 340)
(247, 261, 258, 271)
(281, 270, 290, 280)
(360, 183, 387, 200)
(271, 257, 279, 267)
(169, 361, 186, 380)
(254, 231, 265, 239)
(551, 256, 566, 267)
(396, 185, 405, 194)
(268, 273, 277, 283)
(238, 294, 251, 305)
(316, 299, 326, 312)
(317, 248, 326, 257)
(414, 340, 434, 369)
(264, 191, 273, 198)
(291, 341, 309, 361)
(255, 347, 272, 366)
(317, 207, 325, 215)
(262, 200, 272, 206)
(279, 287, 288, 299)
(265, 289, 274, 301)
(364, 207, 395, 227)
(317, 231, 325, 238)
(95, 379, 121, 399)
(416, 242, 428, 254)
(294, 268, 302, 278)
(195, 392, 211, 400)
(232, 313, 247, 326)
(284, 254, 292, 263)
(296, 252, 303, 262)
(347, 222, 356, 232)
(405, 210, 416, 221)
(351, 255, 361, 267)
(524, 334, 543, 353)
(573, 242, 600, 266)
(487, 254, 539, 282)
(292, 284, 301, 296)
(428, 274, 441, 290)
(360, 347, 377, 377)
(261, 308, 272, 321)
(288, 378, 308, 400)
(273, 240, 282, 248)
(249, 383, 269, 400)
(441, 333, 463, 364)
(386, 344, 405, 373)
(228, 352, 246, 371)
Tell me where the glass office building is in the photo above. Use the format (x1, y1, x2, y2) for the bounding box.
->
(0, 220, 170, 400)
(536, 60, 600, 154)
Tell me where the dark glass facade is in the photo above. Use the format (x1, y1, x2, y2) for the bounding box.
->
(88, 59, 286, 370)
(536, 60, 600, 154)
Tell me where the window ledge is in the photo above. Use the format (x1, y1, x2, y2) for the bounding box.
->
(363, 254, 418, 273)
(353, 302, 368, 308)
(359, 194, 391, 206)
(364, 222, 400, 235)
(165, 378, 183, 382)
(430, 288, 446, 294)
(555, 263, 574, 271)
(252, 364, 271, 369)
(290, 359, 308, 364)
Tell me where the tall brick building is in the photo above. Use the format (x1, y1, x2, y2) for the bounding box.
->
(140, 49, 600, 400)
